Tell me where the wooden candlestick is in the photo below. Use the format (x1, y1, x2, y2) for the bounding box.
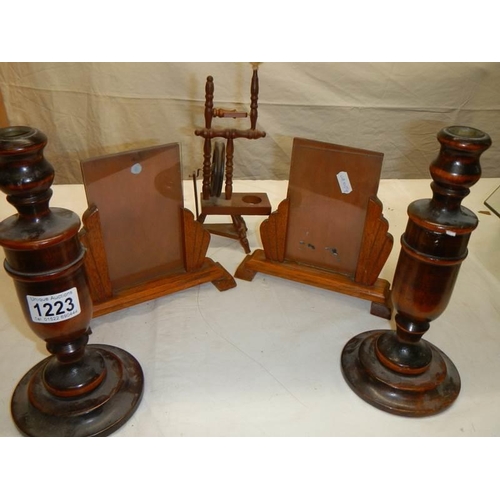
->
(341, 126, 492, 416)
(0, 126, 144, 436)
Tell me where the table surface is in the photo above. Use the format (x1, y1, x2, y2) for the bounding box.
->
(0, 179, 499, 437)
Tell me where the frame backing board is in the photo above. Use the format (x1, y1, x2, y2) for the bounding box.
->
(81, 143, 184, 291)
(285, 138, 383, 276)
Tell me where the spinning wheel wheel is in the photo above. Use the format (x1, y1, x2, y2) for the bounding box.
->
(210, 141, 225, 198)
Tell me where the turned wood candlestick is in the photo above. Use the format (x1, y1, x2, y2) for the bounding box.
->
(341, 126, 492, 416)
(0, 126, 144, 436)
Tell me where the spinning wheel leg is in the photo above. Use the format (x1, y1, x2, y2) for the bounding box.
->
(232, 215, 251, 253)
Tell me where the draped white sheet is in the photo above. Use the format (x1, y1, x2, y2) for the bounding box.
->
(0, 62, 499, 184)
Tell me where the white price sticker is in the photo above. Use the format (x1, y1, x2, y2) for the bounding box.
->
(26, 287, 81, 324)
(336, 171, 353, 194)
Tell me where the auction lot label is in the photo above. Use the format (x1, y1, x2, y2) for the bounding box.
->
(26, 287, 81, 323)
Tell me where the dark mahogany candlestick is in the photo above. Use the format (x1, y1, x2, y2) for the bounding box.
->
(0, 126, 144, 436)
(341, 126, 491, 416)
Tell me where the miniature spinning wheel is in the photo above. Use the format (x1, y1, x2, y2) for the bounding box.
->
(193, 64, 272, 253)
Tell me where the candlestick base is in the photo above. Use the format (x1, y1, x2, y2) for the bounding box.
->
(341, 330, 460, 417)
(11, 344, 144, 437)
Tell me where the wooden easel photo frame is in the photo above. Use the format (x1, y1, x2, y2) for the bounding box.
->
(79, 142, 236, 317)
(236, 137, 394, 318)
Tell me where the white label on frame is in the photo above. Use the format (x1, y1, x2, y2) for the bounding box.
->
(336, 171, 353, 194)
(26, 287, 81, 324)
(131, 163, 142, 175)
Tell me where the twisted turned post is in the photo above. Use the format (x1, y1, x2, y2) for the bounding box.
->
(0, 126, 144, 436)
(201, 76, 214, 201)
(341, 126, 491, 416)
(249, 65, 260, 130)
(224, 136, 235, 200)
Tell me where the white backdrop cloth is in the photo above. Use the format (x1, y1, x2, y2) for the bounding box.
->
(1, 62, 499, 183)
(0, 179, 499, 436)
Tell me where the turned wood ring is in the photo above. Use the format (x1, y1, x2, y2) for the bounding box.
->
(210, 141, 225, 198)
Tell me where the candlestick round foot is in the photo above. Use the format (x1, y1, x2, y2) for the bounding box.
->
(11, 344, 144, 437)
(341, 330, 460, 417)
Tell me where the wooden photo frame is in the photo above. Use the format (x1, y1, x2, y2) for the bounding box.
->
(79, 143, 236, 317)
(236, 137, 393, 318)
